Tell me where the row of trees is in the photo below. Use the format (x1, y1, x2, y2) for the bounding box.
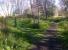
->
(24, 0, 56, 25)
(63, 0, 68, 17)
(0, 0, 68, 27)
(0, 0, 67, 18)
(28, 0, 55, 19)
(59, 0, 68, 17)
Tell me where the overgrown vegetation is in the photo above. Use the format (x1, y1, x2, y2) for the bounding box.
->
(0, 17, 68, 50)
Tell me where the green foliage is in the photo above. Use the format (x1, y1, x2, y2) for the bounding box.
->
(60, 30, 68, 50)
(40, 20, 50, 29)
(57, 20, 68, 50)
(1, 17, 68, 50)
(0, 17, 3, 22)
(30, 23, 40, 29)
(17, 18, 31, 28)
(58, 20, 68, 30)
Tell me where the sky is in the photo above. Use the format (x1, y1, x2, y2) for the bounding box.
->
(0, 0, 30, 17)
(55, 0, 60, 8)
(55, 0, 59, 5)
(0, 0, 60, 17)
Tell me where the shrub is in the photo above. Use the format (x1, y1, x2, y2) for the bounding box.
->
(30, 23, 40, 29)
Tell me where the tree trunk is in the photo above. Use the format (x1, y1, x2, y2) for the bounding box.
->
(14, 17, 17, 27)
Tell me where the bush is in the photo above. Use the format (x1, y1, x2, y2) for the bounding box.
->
(30, 23, 40, 29)
(17, 18, 31, 28)
(60, 30, 68, 50)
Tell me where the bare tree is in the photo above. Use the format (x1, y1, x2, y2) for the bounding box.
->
(31, 0, 55, 19)
(60, 0, 68, 17)
(30, 0, 36, 24)
(12, 0, 24, 27)
(42, 0, 55, 19)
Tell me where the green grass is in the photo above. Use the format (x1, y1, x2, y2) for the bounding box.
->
(0, 17, 50, 50)
(0, 17, 68, 50)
